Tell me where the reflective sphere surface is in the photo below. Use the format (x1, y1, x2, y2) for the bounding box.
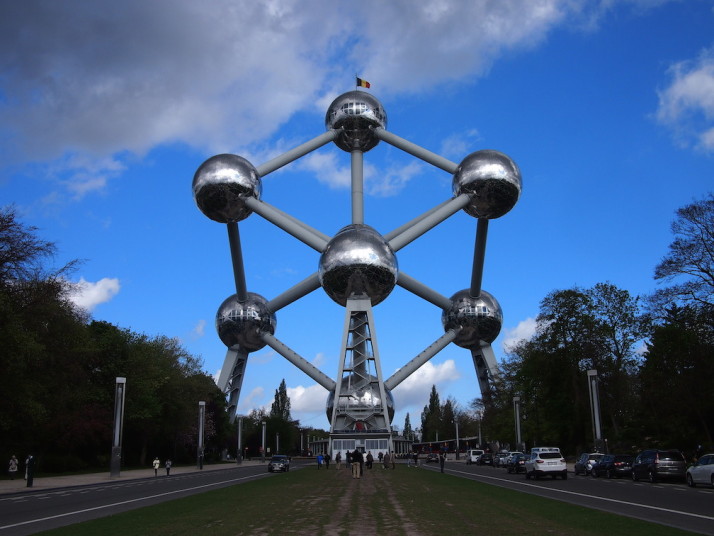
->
(216, 292, 276, 351)
(319, 224, 397, 307)
(325, 91, 386, 152)
(442, 289, 502, 348)
(453, 150, 521, 219)
(193, 154, 261, 223)
(325, 375, 395, 424)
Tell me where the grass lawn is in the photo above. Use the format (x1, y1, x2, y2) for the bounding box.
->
(38, 465, 694, 535)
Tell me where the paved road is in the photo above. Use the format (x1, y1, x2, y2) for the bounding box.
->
(0, 461, 290, 535)
(429, 461, 714, 535)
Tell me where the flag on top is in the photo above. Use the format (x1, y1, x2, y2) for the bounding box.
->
(356, 77, 371, 89)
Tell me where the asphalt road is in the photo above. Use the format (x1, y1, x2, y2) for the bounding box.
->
(0, 463, 290, 536)
(429, 461, 714, 535)
(1, 461, 712, 535)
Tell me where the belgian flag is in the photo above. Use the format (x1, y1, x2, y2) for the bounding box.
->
(356, 77, 371, 89)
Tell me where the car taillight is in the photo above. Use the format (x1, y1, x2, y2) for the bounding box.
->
(560, 459, 565, 463)
(536, 459, 544, 463)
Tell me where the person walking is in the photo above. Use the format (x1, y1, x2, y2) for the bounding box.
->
(439, 450, 446, 473)
(325, 453, 331, 469)
(335, 451, 342, 469)
(316, 453, 324, 469)
(383, 451, 390, 469)
(366, 451, 374, 469)
(153, 457, 160, 476)
(351, 451, 361, 479)
(165, 459, 172, 476)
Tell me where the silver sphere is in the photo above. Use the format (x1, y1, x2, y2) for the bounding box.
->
(325, 376, 395, 424)
(442, 289, 503, 348)
(453, 150, 521, 219)
(216, 292, 276, 352)
(325, 90, 387, 152)
(319, 224, 397, 307)
(192, 154, 261, 223)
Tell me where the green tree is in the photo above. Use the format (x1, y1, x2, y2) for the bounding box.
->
(270, 379, 292, 421)
(403, 413, 413, 441)
(420, 385, 442, 443)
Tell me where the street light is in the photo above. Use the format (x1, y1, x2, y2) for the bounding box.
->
(587, 370, 603, 452)
(455, 419, 460, 460)
(513, 396, 522, 451)
(261, 421, 267, 463)
(197, 401, 205, 469)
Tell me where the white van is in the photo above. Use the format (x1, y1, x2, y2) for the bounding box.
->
(466, 449, 484, 465)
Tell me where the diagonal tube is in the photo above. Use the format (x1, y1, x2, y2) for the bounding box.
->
(267, 273, 321, 312)
(374, 127, 459, 173)
(227, 223, 248, 302)
(396, 272, 452, 310)
(244, 197, 328, 252)
(470, 218, 489, 298)
(260, 332, 336, 392)
(256, 130, 338, 177)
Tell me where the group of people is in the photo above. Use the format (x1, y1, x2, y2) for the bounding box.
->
(315, 450, 399, 478)
(152, 457, 172, 476)
(7, 454, 35, 482)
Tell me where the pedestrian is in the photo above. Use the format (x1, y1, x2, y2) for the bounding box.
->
(325, 453, 331, 469)
(357, 450, 364, 476)
(383, 451, 390, 469)
(351, 451, 361, 479)
(25, 455, 35, 487)
(407, 452, 413, 467)
(8, 455, 18, 480)
(413, 451, 419, 467)
(439, 450, 446, 473)
(346, 450, 352, 468)
(317, 453, 324, 469)
(335, 451, 342, 469)
(366, 451, 374, 469)
(165, 459, 172, 476)
(153, 457, 160, 476)
(378, 451, 383, 464)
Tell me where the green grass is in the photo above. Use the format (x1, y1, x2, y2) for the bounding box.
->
(39, 466, 694, 535)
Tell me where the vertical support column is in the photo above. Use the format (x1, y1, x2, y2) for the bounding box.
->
(110, 377, 126, 478)
(470, 219, 489, 298)
(227, 223, 248, 301)
(197, 401, 205, 469)
(587, 370, 603, 451)
(351, 150, 364, 225)
(513, 396, 522, 451)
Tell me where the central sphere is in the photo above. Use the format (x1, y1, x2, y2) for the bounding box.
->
(325, 91, 387, 152)
(325, 375, 395, 425)
(318, 224, 397, 307)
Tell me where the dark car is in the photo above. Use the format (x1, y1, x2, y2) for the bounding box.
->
(574, 452, 604, 475)
(591, 454, 633, 478)
(426, 453, 439, 463)
(267, 454, 291, 472)
(478, 453, 494, 466)
(631, 449, 686, 483)
(506, 453, 526, 474)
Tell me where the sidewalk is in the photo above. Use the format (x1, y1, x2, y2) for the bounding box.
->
(0, 461, 263, 496)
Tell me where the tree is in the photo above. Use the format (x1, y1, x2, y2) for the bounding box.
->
(651, 193, 714, 315)
(403, 413, 413, 440)
(270, 379, 292, 421)
(420, 385, 442, 443)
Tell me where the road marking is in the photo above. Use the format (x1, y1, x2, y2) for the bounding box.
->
(0, 472, 271, 531)
(446, 468, 714, 523)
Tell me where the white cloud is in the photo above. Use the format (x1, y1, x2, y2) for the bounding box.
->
(501, 317, 537, 352)
(0, 0, 587, 192)
(68, 277, 120, 312)
(191, 319, 206, 339)
(238, 386, 265, 413)
(391, 359, 461, 411)
(287, 384, 329, 413)
(656, 47, 714, 152)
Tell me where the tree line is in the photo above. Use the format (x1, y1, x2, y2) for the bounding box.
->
(420, 193, 714, 459)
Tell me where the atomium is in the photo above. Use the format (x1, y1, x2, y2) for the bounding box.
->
(325, 90, 387, 152)
(325, 375, 395, 424)
(441, 289, 503, 349)
(318, 224, 398, 307)
(453, 150, 522, 219)
(216, 292, 276, 352)
(192, 154, 261, 223)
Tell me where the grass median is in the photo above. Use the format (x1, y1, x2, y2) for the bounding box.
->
(40, 465, 693, 536)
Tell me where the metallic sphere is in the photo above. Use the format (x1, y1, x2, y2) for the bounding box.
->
(216, 292, 276, 352)
(325, 90, 387, 152)
(453, 150, 521, 219)
(192, 154, 261, 223)
(325, 375, 395, 424)
(442, 289, 503, 348)
(318, 224, 398, 307)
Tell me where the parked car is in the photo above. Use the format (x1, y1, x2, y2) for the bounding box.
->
(574, 452, 604, 476)
(590, 454, 633, 478)
(686, 453, 714, 487)
(493, 452, 508, 467)
(465, 449, 484, 465)
(631, 449, 686, 483)
(426, 453, 439, 463)
(525, 447, 567, 480)
(267, 455, 291, 472)
(505, 451, 523, 465)
(478, 452, 494, 466)
(507, 453, 526, 474)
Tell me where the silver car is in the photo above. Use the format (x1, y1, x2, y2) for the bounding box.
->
(686, 453, 714, 487)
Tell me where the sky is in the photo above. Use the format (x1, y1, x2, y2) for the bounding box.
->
(1, 0, 713, 434)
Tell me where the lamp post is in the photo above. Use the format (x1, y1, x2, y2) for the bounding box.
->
(477, 411, 482, 448)
(276, 432, 280, 455)
(261, 421, 266, 463)
(513, 396, 522, 451)
(110, 377, 126, 478)
(455, 419, 460, 460)
(236, 415, 244, 465)
(587, 370, 603, 452)
(197, 401, 205, 469)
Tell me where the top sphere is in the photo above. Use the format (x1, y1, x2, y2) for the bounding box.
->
(325, 91, 387, 152)
(192, 154, 261, 223)
(453, 150, 521, 219)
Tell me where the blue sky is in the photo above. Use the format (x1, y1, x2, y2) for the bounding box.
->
(1, 0, 713, 433)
